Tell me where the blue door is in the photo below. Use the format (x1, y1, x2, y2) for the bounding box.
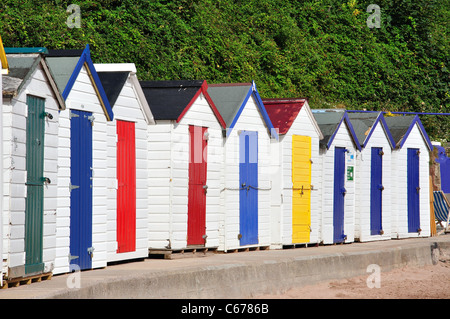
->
(370, 147, 383, 235)
(407, 148, 420, 233)
(333, 147, 346, 243)
(239, 131, 258, 246)
(70, 110, 93, 270)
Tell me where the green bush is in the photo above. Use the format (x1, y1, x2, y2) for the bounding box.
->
(0, 0, 448, 140)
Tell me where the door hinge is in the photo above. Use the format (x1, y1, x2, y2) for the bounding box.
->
(69, 183, 80, 192)
(69, 110, 79, 119)
(68, 254, 79, 261)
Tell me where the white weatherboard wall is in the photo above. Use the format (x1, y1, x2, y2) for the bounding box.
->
(390, 124, 430, 239)
(0, 60, 3, 285)
(220, 95, 272, 251)
(104, 75, 149, 262)
(54, 65, 108, 275)
(320, 123, 357, 245)
(147, 93, 223, 250)
(277, 106, 322, 247)
(2, 63, 60, 278)
(354, 123, 392, 242)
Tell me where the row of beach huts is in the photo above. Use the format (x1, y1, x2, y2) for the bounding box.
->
(0, 42, 437, 285)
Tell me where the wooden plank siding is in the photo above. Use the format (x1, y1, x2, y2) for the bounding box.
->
(354, 123, 393, 242)
(278, 105, 322, 247)
(104, 73, 149, 263)
(54, 65, 109, 274)
(319, 122, 358, 245)
(147, 93, 223, 250)
(390, 123, 431, 239)
(2, 63, 60, 278)
(220, 95, 272, 251)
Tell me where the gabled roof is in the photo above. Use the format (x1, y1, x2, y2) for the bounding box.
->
(0, 35, 8, 74)
(384, 115, 433, 151)
(94, 63, 155, 125)
(312, 109, 361, 151)
(2, 52, 65, 109)
(262, 98, 323, 139)
(347, 112, 396, 149)
(45, 44, 113, 121)
(139, 80, 226, 128)
(207, 81, 278, 140)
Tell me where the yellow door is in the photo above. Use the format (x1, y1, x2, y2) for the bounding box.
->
(292, 135, 312, 243)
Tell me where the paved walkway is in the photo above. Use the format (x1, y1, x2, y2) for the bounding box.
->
(1, 234, 449, 299)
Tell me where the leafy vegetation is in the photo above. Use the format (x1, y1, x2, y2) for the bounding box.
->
(0, 0, 448, 140)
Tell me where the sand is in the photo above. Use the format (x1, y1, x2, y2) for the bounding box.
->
(255, 253, 450, 299)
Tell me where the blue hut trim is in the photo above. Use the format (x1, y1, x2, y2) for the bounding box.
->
(398, 115, 433, 151)
(62, 44, 113, 121)
(227, 80, 279, 140)
(362, 113, 396, 149)
(326, 112, 361, 151)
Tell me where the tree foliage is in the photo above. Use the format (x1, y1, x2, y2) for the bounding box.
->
(0, 0, 448, 140)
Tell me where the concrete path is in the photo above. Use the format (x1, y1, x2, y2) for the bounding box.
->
(1, 234, 449, 299)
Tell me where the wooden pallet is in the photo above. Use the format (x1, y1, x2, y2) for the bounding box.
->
(149, 247, 218, 260)
(282, 243, 318, 249)
(1, 272, 52, 289)
(220, 245, 270, 254)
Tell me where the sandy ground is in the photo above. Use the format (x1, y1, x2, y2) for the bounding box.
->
(256, 254, 450, 299)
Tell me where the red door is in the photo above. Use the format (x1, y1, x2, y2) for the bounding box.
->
(187, 125, 208, 246)
(116, 120, 136, 253)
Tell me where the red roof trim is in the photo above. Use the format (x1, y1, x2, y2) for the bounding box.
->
(176, 81, 227, 129)
(262, 98, 306, 135)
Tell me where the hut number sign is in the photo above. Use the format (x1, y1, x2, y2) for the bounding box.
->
(347, 150, 355, 181)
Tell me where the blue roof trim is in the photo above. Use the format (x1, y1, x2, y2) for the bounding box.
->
(362, 112, 396, 149)
(61, 44, 114, 121)
(226, 81, 279, 140)
(252, 81, 279, 140)
(227, 86, 253, 137)
(398, 115, 433, 151)
(327, 112, 361, 151)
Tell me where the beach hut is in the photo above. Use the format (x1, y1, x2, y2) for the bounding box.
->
(347, 112, 396, 242)
(312, 110, 361, 244)
(141, 80, 226, 254)
(45, 45, 114, 274)
(262, 98, 323, 248)
(0, 50, 3, 287)
(1, 47, 65, 282)
(94, 63, 155, 263)
(207, 81, 278, 252)
(384, 115, 433, 239)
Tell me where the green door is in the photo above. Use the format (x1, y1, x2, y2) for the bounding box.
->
(24, 95, 45, 275)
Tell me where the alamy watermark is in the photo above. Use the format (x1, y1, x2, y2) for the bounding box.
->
(367, 4, 381, 29)
(66, 4, 81, 29)
(366, 264, 381, 288)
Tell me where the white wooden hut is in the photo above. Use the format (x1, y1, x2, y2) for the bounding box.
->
(0, 36, 5, 287)
(207, 81, 278, 252)
(1, 47, 65, 282)
(312, 110, 361, 244)
(0, 50, 3, 287)
(141, 80, 226, 254)
(347, 112, 396, 242)
(94, 63, 155, 263)
(384, 115, 432, 239)
(46, 45, 114, 274)
(263, 98, 323, 248)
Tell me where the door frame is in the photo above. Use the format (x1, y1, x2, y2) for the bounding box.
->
(239, 130, 259, 246)
(69, 109, 93, 270)
(333, 147, 346, 243)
